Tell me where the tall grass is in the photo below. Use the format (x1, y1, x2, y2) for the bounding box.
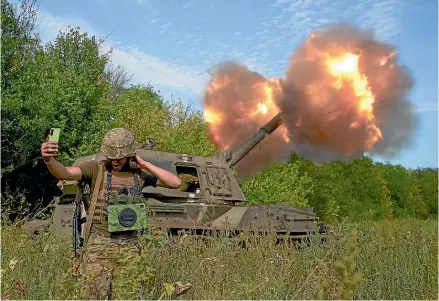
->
(1, 219, 437, 300)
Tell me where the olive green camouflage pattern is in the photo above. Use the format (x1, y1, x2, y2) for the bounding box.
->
(79, 233, 140, 300)
(107, 203, 147, 232)
(106, 191, 147, 232)
(100, 128, 137, 159)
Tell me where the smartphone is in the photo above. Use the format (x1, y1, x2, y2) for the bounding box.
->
(48, 128, 61, 143)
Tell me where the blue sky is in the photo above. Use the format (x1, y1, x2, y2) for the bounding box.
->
(13, 0, 438, 168)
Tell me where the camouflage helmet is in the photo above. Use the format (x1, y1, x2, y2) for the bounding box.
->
(100, 128, 137, 159)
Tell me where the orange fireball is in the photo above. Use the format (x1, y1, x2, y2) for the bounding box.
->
(202, 24, 413, 175)
(203, 71, 287, 151)
(325, 52, 384, 150)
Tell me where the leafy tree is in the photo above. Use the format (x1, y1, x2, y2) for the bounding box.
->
(241, 160, 314, 208)
(108, 86, 216, 156)
(102, 62, 133, 100)
(1, 0, 41, 172)
(341, 157, 393, 221)
(288, 155, 393, 223)
(3, 27, 110, 168)
(37, 27, 111, 164)
(1, 0, 39, 92)
(303, 159, 348, 223)
(1, 0, 111, 218)
(1, 0, 45, 218)
(413, 167, 438, 216)
(376, 163, 429, 218)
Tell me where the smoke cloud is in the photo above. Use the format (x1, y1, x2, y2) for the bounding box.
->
(203, 62, 292, 176)
(203, 23, 418, 177)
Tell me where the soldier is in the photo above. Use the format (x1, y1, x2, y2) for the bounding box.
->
(40, 128, 182, 299)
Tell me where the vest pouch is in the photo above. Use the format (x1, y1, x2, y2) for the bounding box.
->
(106, 194, 147, 233)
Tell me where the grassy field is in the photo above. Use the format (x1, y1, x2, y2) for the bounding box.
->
(1, 218, 437, 300)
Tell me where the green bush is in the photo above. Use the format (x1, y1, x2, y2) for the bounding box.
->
(241, 160, 314, 208)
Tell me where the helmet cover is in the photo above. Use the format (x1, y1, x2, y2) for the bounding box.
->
(100, 128, 136, 159)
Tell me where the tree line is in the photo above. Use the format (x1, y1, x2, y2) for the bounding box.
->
(2, 0, 437, 223)
(242, 154, 437, 223)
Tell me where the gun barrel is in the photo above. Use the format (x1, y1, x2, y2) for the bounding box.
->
(227, 112, 283, 167)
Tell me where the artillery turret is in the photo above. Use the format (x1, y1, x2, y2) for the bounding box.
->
(35, 113, 326, 242)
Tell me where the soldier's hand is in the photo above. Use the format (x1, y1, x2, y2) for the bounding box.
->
(41, 136, 58, 160)
(134, 155, 147, 169)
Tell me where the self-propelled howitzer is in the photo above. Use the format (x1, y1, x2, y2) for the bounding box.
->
(36, 113, 326, 242)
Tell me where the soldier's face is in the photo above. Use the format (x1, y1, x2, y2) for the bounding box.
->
(110, 158, 127, 171)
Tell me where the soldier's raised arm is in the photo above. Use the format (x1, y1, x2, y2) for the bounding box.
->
(41, 138, 82, 181)
(134, 155, 182, 188)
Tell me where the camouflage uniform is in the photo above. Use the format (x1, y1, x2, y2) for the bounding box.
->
(78, 128, 145, 300)
(79, 234, 140, 299)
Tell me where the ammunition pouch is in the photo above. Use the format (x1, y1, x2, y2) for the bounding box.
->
(104, 171, 147, 233)
(104, 192, 147, 233)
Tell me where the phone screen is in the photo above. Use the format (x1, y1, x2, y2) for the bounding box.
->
(49, 128, 61, 142)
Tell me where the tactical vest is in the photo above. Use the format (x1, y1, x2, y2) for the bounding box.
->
(91, 163, 142, 238)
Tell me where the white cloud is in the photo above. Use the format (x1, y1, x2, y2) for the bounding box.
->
(219, 0, 412, 78)
(111, 46, 208, 94)
(263, 0, 408, 43)
(357, 0, 405, 41)
(270, 0, 290, 7)
(182, 1, 193, 8)
(292, 11, 310, 19)
(132, 0, 159, 16)
(162, 22, 172, 29)
(36, 10, 99, 42)
(35, 10, 208, 96)
(415, 102, 438, 114)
